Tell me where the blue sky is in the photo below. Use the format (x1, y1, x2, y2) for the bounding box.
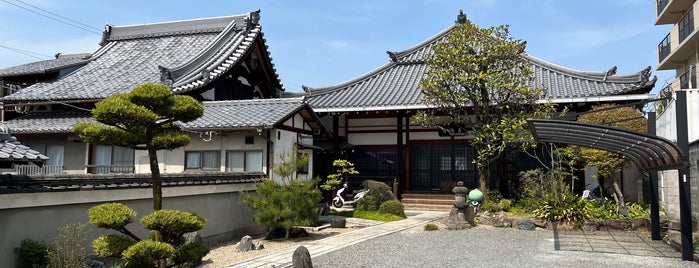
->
(0, 0, 673, 93)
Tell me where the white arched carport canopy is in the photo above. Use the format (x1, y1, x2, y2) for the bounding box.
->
(526, 119, 686, 172)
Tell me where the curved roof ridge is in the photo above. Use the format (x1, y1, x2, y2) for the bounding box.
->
(388, 24, 459, 62)
(524, 54, 651, 83)
(101, 14, 245, 43)
(166, 11, 270, 94)
(166, 20, 244, 83)
(301, 61, 396, 96)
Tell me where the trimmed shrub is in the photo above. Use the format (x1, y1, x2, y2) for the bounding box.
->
(356, 180, 395, 211)
(93, 234, 136, 257)
(88, 203, 136, 229)
(173, 242, 210, 265)
(86, 203, 208, 267)
(122, 240, 175, 268)
(424, 223, 439, 231)
(15, 239, 49, 268)
(378, 200, 406, 218)
(140, 210, 205, 246)
(356, 195, 378, 211)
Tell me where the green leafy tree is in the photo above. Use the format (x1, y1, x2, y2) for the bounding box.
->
(72, 83, 204, 212)
(570, 104, 647, 215)
(415, 19, 553, 191)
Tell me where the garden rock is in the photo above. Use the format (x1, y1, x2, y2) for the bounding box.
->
(533, 218, 547, 228)
(184, 231, 202, 244)
(292, 246, 313, 268)
(236, 235, 265, 252)
(266, 227, 310, 240)
(478, 214, 493, 225)
(492, 212, 511, 228)
(236, 235, 254, 252)
(517, 219, 535, 230)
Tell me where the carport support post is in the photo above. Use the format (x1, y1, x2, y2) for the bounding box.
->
(676, 90, 693, 261)
(648, 112, 661, 240)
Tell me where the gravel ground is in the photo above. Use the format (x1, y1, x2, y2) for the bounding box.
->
(198, 217, 382, 267)
(311, 225, 699, 268)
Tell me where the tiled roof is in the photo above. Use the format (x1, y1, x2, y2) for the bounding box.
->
(0, 53, 90, 77)
(183, 97, 307, 130)
(3, 111, 96, 134)
(0, 136, 48, 163)
(304, 23, 656, 112)
(4, 97, 308, 133)
(2, 10, 282, 102)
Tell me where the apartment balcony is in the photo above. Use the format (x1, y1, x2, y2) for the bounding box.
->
(86, 165, 135, 174)
(657, 0, 694, 25)
(658, 5, 699, 70)
(14, 165, 64, 175)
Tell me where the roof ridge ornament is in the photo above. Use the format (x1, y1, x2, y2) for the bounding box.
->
(387, 51, 398, 62)
(246, 9, 261, 32)
(640, 66, 652, 80)
(158, 65, 173, 87)
(99, 24, 113, 46)
(456, 9, 467, 24)
(603, 66, 617, 81)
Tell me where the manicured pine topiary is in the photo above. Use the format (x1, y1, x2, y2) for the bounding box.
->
(87, 202, 209, 267)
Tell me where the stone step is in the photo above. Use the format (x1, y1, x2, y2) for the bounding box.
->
(401, 193, 454, 200)
(402, 203, 453, 212)
(401, 198, 454, 205)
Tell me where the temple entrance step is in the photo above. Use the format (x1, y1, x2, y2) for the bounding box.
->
(401, 193, 454, 212)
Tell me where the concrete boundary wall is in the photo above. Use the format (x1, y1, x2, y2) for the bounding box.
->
(0, 183, 264, 267)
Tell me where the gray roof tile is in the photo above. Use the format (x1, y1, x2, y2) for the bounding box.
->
(3, 111, 96, 134)
(304, 24, 656, 112)
(0, 136, 48, 162)
(184, 97, 306, 130)
(2, 11, 282, 102)
(0, 53, 90, 77)
(5, 97, 307, 133)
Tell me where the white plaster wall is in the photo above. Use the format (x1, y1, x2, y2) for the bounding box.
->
(0, 183, 262, 268)
(135, 131, 267, 174)
(272, 129, 299, 182)
(349, 133, 396, 145)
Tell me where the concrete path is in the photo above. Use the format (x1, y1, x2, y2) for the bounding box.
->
(221, 211, 447, 268)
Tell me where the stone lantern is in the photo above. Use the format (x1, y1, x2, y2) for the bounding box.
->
(445, 181, 471, 229)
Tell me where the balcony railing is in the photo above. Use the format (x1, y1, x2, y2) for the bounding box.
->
(658, 33, 671, 62)
(657, 0, 670, 16)
(680, 65, 697, 89)
(86, 165, 135, 174)
(679, 7, 695, 43)
(15, 165, 64, 175)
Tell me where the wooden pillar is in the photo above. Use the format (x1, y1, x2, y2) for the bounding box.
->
(397, 111, 404, 196)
